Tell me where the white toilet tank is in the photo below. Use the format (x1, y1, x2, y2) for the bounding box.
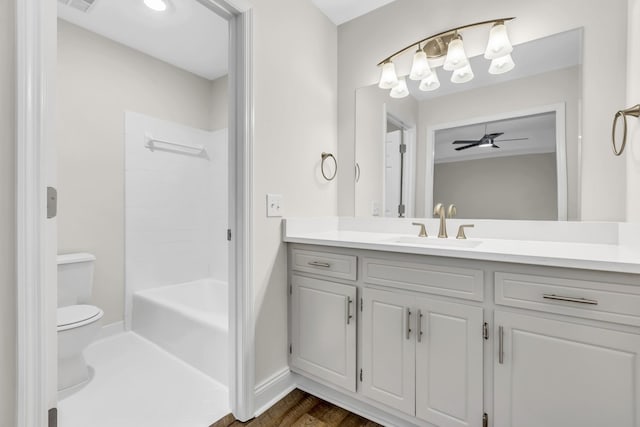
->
(57, 253, 96, 307)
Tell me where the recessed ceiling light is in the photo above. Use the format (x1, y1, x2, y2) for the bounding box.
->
(144, 0, 168, 12)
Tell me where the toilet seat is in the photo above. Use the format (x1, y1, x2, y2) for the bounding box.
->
(57, 305, 104, 332)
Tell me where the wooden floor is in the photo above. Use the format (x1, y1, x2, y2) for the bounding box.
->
(210, 389, 382, 427)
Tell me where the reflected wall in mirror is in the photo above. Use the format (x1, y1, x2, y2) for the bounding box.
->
(354, 29, 581, 220)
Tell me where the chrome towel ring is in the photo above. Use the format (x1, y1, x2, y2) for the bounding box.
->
(612, 104, 640, 156)
(321, 152, 337, 181)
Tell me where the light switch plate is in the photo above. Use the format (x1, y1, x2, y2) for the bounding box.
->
(266, 193, 283, 217)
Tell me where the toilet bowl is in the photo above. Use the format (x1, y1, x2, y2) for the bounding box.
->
(57, 304, 104, 391)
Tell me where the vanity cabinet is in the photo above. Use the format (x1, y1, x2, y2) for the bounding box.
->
(289, 274, 357, 392)
(493, 310, 640, 427)
(361, 288, 484, 427)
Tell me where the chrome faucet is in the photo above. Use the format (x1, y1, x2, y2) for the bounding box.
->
(433, 203, 456, 238)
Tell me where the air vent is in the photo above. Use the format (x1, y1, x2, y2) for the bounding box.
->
(58, 0, 97, 13)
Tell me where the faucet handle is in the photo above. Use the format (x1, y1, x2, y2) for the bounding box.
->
(447, 204, 457, 218)
(456, 224, 474, 240)
(412, 222, 428, 237)
(433, 202, 443, 216)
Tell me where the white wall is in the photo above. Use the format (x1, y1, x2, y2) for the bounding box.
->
(124, 112, 227, 327)
(627, 0, 640, 221)
(418, 66, 580, 218)
(210, 75, 229, 131)
(56, 20, 217, 325)
(250, 0, 338, 386)
(0, 0, 15, 424)
(338, 0, 628, 221)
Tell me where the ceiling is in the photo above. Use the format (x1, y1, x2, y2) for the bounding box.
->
(58, 0, 228, 80)
(311, 0, 396, 25)
(434, 112, 557, 164)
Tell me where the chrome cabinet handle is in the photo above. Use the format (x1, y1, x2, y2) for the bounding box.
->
(498, 326, 504, 364)
(417, 310, 423, 343)
(346, 297, 353, 325)
(543, 294, 598, 305)
(406, 308, 412, 340)
(308, 261, 331, 268)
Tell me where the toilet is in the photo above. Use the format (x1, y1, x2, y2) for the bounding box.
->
(57, 253, 104, 392)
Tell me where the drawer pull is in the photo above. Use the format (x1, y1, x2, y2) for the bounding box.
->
(308, 261, 331, 268)
(542, 294, 598, 305)
(498, 326, 504, 364)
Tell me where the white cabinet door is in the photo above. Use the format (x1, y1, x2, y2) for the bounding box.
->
(415, 298, 484, 427)
(361, 288, 416, 415)
(494, 311, 640, 427)
(290, 275, 357, 391)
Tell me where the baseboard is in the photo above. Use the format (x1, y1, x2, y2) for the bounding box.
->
(98, 321, 125, 340)
(253, 367, 296, 417)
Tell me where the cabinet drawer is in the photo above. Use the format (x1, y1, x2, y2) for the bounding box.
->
(495, 272, 640, 326)
(291, 249, 357, 281)
(363, 257, 483, 301)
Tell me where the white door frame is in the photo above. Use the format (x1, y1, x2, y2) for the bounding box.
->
(15, 0, 255, 425)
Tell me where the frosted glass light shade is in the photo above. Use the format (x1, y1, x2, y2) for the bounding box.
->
(409, 49, 432, 81)
(484, 22, 513, 59)
(390, 77, 409, 98)
(451, 64, 474, 84)
(489, 54, 515, 74)
(443, 36, 469, 71)
(419, 71, 440, 91)
(378, 62, 399, 89)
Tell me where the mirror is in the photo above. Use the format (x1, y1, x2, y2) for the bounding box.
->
(355, 28, 582, 220)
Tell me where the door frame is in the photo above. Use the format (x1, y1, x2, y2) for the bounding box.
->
(15, 0, 256, 425)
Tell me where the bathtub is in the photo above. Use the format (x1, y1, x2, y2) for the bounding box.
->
(132, 279, 228, 387)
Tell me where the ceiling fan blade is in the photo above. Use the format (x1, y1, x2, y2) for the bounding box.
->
(455, 143, 479, 151)
(452, 140, 481, 144)
(486, 132, 504, 139)
(492, 144, 500, 148)
(494, 137, 529, 142)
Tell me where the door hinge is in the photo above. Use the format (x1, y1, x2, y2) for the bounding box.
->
(483, 322, 489, 340)
(359, 369, 363, 382)
(399, 143, 407, 154)
(47, 187, 57, 219)
(289, 344, 292, 354)
(227, 229, 232, 241)
(483, 413, 488, 427)
(360, 298, 363, 312)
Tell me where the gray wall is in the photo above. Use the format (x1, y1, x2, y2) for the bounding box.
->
(434, 153, 558, 220)
(56, 20, 221, 325)
(0, 0, 15, 424)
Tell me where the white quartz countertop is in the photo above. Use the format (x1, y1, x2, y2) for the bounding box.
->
(283, 219, 640, 275)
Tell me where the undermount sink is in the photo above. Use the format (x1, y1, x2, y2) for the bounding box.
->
(390, 236, 482, 248)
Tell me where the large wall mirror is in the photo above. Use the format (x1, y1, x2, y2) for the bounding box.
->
(355, 28, 582, 220)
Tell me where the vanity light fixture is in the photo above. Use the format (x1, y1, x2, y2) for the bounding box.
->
(377, 18, 515, 97)
(144, 0, 168, 12)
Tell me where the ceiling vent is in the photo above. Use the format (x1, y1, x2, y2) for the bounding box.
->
(58, 0, 97, 13)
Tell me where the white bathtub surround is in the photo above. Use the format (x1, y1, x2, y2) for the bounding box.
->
(124, 112, 228, 328)
(283, 217, 640, 274)
(58, 332, 229, 427)
(133, 279, 228, 386)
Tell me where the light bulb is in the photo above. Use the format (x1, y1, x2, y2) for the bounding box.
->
(419, 71, 440, 91)
(443, 35, 469, 71)
(378, 62, 399, 89)
(144, 0, 168, 11)
(451, 64, 474, 84)
(489, 54, 515, 74)
(484, 22, 513, 60)
(409, 48, 432, 81)
(390, 77, 409, 98)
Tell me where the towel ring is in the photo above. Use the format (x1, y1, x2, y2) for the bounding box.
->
(612, 104, 640, 156)
(321, 152, 337, 181)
